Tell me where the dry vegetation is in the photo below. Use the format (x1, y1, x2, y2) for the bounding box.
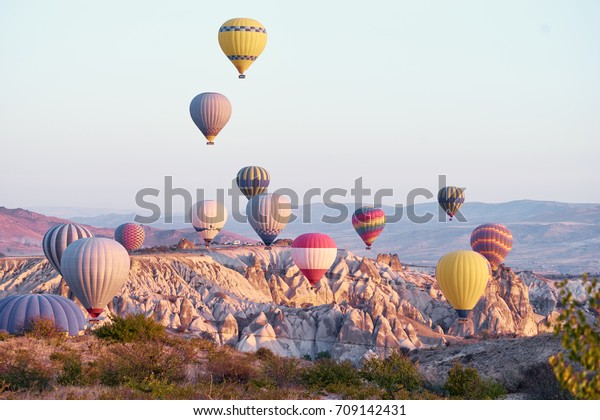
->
(0, 315, 509, 400)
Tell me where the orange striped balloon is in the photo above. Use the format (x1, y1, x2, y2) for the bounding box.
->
(470, 223, 513, 269)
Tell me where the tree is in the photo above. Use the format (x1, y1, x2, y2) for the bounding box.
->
(549, 275, 600, 399)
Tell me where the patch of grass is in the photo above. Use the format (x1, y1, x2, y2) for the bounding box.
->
(444, 362, 506, 400)
(94, 314, 166, 343)
(360, 351, 423, 397)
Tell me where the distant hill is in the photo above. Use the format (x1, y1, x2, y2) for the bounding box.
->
(0, 207, 253, 256)
(2, 200, 599, 274)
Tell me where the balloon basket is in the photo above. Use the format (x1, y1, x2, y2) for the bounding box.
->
(238, 74, 246, 79)
(206, 142, 215, 146)
(366, 246, 371, 250)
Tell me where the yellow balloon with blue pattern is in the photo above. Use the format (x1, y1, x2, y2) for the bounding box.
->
(218, 18, 267, 79)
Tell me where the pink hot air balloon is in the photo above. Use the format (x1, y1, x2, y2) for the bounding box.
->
(114, 223, 145, 252)
(291, 233, 337, 286)
(189, 92, 232, 145)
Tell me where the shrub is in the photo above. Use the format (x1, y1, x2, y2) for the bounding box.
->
(98, 341, 187, 386)
(0, 349, 54, 391)
(518, 362, 572, 400)
(301, 359, 362, 392)
(0, 330, 9, 341)
(259, 354, 303, 388)
(444, 362, 506, 400)
(94, 313, 165, 343)
(50, 351, 84, 386)
(206, 349, 258, 383)
(24, 318, 66, 342)
(255, 347, 276, 361)
(315, 351, 331, 360)
(360, 351, 423, 397)
(549, 275, 600, 399)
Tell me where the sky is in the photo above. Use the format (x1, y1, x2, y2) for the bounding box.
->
(1, 0, 599, 215)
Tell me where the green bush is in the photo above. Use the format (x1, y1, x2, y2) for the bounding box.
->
(94, 313, 165, 343)
(360, 351, 423, 397)
(50, 351, 84, 386)
(0, 349, 54, 391)
(518, 362, 572, 400)
(259, 353, 303, 388)
(315, 351, 331, 360)
(98, 341, 187, 386)
(301, 359, 362, 392)
(444, 362, 506, 400)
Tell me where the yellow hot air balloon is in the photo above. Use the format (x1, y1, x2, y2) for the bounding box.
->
(435, 250, 491, 320)
(218, 18, 267, 79)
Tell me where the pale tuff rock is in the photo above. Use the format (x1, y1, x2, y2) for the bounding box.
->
(0, 248, 579, 363)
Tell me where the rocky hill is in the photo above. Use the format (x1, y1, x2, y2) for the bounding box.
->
(0, 247, 579, 365)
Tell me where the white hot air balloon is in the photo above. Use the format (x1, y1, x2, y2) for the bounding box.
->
(191, 200, 228, 247)
(246, 193, 291, 248)
(60, 238, 131, 319)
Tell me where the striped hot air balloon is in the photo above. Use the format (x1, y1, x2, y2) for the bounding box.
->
(42, 223, 94, 276)
(470, 223, 513, 270)
(437, 186, 465, 221)
(435, 250, 491, 320)
(246, 193, 291, 248)
(60, 238, 131, 319)
(218, 18, 267, 79)
(189, 92, 232, 145)
(0, 294, 86, 336)
(114, 223, 145, 252)
(236, 166, 270, 199)
(352, 207, 386, 250)
(191, 200, 228, 247)
(291, 233, 337, 286)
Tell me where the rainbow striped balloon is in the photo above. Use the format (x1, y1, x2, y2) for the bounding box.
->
(352, 207, 386, 250)
(470, 223, 513, 269)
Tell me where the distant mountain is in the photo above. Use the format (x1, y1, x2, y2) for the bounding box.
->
(0, 207, 253, 256)
(2, 200, 599, 274)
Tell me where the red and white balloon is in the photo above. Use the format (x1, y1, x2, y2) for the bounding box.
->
(291, 233, 337, 286)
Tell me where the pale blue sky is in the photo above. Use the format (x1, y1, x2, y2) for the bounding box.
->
(1, 0, 599, 212)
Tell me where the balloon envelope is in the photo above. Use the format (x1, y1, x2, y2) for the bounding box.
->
(60, 238, 131, 318)
(191, 200, 228, 246)
(470, 224, 513, 270)
(246, 194, 291, 247)
(218, 17, 267, 78)
(291, 233, 337, 286)
(352, 207, 386, 249)
(435, 250, 491, 319)
(189, 92, 232, 145)
(437, 187, 465, 220)
(0, 294, 86, 336)
(114, 223, 145, 252)
(42, 223, 94, 276)
(236, 166, 270, 199)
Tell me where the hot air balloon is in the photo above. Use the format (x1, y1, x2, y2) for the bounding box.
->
(246, 193, 291, 248)
(42, 223, 94, 276)
(114, 223, 145, 252)
(236, 166, 270, 199)
(189, 92, 232, 145)
(60, 238, 131, 319)
(191, 200, 228, 247)
(0, 294, 86, 336)
(291, 233, 337, 286)
(435, 250, 491, 320)
(437, 186, 465, 221)
(352, 207, 386, 250)
(218, 18, 267, 79)
(470, 223, 513, 270)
